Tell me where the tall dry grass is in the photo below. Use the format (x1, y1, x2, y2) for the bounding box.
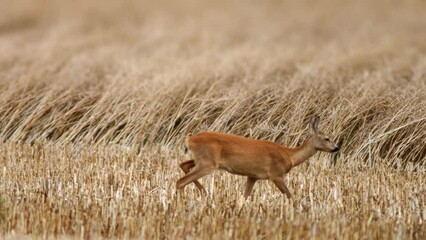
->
(0, 0, 425, 238)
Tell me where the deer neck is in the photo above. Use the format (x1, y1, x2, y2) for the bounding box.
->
(289, 137, 318, 167)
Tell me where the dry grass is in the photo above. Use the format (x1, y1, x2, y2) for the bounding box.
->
(1, 143, 425, 239)
(0, 0, 426, 239)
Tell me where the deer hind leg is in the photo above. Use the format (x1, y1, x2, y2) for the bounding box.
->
(272, 178, 292, 198)
(244, 177, 257, 198)
(179, 160, 206, 193)
(176, 164, 213, 190)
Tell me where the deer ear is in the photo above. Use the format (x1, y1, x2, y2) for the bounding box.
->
(310, 116, 320, 133)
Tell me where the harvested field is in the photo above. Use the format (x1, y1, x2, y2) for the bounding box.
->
(0, 0, 425, 239)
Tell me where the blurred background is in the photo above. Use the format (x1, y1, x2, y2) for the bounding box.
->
(0, 0, 425, 165)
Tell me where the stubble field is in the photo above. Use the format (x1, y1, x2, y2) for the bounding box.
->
(0, 0, 425, 239)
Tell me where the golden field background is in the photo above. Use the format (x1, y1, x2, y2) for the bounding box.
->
(0, 0, 425, 238)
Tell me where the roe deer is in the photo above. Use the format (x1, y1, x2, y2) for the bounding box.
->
(177, 116, 339, 198)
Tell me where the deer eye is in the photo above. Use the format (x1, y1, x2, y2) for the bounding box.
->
(324, 137, 330, 141)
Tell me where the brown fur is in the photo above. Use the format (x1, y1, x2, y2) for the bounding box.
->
(177, 117, 339, 198)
